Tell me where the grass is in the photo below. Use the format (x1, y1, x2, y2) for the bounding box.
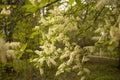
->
(1, 56, 120, 80)
(85, 56, 120, 80)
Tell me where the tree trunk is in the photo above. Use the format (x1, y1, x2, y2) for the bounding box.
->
(117, 41, 120, 69)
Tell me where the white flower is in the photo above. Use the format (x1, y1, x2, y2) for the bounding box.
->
(70, 52, 76, 58)
(38, 57, 45, 67)
(65, 41, 70, 47)
(29, 0, 36, 6)
(57, 48, 62, 53)
(83, 68, 90, 74)
(32, 58, 39, 62)
(34, 26, 39, 29)
(58, 62, 66, 69)
(60, 53, 69, 60)
(35, 50, 42, 56)
(49, 57, 57, 66)
(72, 65, 80, 70)
(77, 71, 84, 76)
(46, 60, 52, 68)
(67, 57, 73, 65)
(39, 68, 44, 75)
(1, 6, 11, 15)
(6, 50, 16, 58)
(9, 42, 20, 49)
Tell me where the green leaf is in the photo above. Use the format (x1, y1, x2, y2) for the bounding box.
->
(65, 67, 71, 72)
(69, 0, 75, 5)
(30, 31, 40, 38)
(21, 43, 27, 51)
(32, 26, 39, 31)
(108, 41, 118, 51)
(75, 0, 81, 4)
(26, 49, 33, 53)
(41, 0, 48, 7)
(22, 4, 38, 13)
(0, 5, 6, 9)
(39, 38, 44, 45)
(108, 46, 115, 51)
(25, 0, 32, 4)
(17, 43, 27, 59)
(95, 42, 103, 48)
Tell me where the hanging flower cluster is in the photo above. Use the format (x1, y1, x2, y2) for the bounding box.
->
(0, 38, 20, 63)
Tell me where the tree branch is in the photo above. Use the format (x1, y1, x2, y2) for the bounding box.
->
(93, 7, 105, 23)
(42, 0, 60, 8)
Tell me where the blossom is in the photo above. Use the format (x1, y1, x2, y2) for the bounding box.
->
(9, 42, 20, 49)
(1, 6, 11, 15)
(6, 50, 16, 58)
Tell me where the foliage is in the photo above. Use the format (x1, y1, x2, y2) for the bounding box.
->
(0, 0, 120, 80)
(85, 59, 120, 80)
(0, 38, 37, 80)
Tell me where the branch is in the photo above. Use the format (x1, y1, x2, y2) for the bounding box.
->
(77, 7, 105, 35)
(42, 0, 60, 8)
(82, 4, 90, 24)
(93, 7, 105, 23)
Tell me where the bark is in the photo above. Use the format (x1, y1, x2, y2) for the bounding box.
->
(117, 41, 120, 69)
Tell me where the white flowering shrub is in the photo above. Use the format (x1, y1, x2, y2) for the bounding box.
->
(0, 38, 20, 63)
(92, 18, 120, 57)
(32, 8, 89, 80)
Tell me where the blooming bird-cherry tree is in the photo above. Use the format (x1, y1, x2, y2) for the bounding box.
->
(32, 8, 90, 80)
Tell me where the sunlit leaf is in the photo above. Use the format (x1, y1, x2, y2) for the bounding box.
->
(83, 68, 90, 74)
(40, 0, 48, 7)
(21, 4, 38, 13)
(30, 31, 39, 39)
(69, 0, 75, 5)
(17, 43, 27, 59)
(77, 71, 84, 76)
(26, 49, 33, 52)
(21, 43, 27, 51)
(65, 67, 71, 72)
(75, 0, 81, 5)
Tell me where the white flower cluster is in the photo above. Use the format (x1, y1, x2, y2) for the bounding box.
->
(32, 8, 89, 78)
(56, 42, 84, 76)
(93, 27, 107, 42)
(0, 5, 11, 15)
(0, 38, 20, 63)
(110, 27, 120, 42)
(8, 42, 20, 49)
(33, 42, 58, 75)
